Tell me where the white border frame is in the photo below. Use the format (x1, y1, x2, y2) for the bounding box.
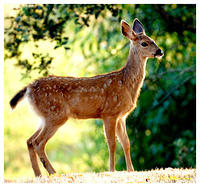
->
(1, 0, 199, 185)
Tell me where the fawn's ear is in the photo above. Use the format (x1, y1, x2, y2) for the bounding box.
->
(132, 18, 145, 34)
(121, 20, 136, 40)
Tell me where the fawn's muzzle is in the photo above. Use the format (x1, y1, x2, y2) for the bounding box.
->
(155, 48, 164, 57)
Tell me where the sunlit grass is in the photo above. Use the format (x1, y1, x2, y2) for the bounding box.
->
(4, 168, 196, 183)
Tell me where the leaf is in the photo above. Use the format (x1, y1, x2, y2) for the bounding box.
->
(64, 47, 70, 50)
(54, 45, 59, 49)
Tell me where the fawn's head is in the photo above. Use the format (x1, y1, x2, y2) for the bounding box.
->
(121, 18, 164, 59)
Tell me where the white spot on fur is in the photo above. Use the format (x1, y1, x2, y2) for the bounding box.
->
(78, 86, 84, 93)
(107, 79, 112, 85)
(105, 101, 109, 108)
(67, 86, 71, 91)
(103, 83, 107, 89)
(83, 88, 87, 92)
(113, 95, 117, 102)
(50, 106, 56, 111)
(89, 87, 96, 92)
(118, 80, 122, 86)
(116, 102, 121, 107)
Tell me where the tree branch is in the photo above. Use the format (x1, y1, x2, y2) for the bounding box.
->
(150, 74, 195, 111)
(146, 65, 195, 82)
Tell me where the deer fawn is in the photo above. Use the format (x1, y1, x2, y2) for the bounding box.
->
(10, 18, 163, 176)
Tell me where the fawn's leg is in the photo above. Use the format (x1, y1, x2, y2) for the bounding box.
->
(103, 116, 117, 172)
(32, 121, 63, 175)
(27, 127, 42, 177)
(116, 118, 134, 171)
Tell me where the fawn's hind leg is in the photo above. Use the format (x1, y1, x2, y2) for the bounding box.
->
(27, 127, 42, 177)
(32, 119, 66, 176)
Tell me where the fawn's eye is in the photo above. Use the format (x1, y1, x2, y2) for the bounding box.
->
(141, 42, 148, 47)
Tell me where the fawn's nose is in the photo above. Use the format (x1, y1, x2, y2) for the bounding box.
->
(155, 48, 164, 57)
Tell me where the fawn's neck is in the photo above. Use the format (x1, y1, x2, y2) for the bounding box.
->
(122, 44, 147, 104)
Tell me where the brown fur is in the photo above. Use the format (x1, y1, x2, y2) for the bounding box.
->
(10, 18, 163, 176)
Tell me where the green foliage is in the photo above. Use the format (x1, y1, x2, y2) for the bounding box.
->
(4, 4, 196, 177)
(4, 4, 122, 77)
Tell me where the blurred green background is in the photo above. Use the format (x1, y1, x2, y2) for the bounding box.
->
(4, 4, 196, 178)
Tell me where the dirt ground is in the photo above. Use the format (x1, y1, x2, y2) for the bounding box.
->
(4, 168, 196, 183)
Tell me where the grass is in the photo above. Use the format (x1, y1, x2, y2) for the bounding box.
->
(4, 168, 195, 183)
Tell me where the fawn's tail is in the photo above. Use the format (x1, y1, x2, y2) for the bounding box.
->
(10, 87, 27, 109)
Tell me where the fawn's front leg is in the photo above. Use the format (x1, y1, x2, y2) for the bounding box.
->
(116, 118, 134, 172)
(103, 116, 117, 172)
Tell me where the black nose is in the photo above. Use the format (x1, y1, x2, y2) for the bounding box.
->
(155, 49, 164, 56)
